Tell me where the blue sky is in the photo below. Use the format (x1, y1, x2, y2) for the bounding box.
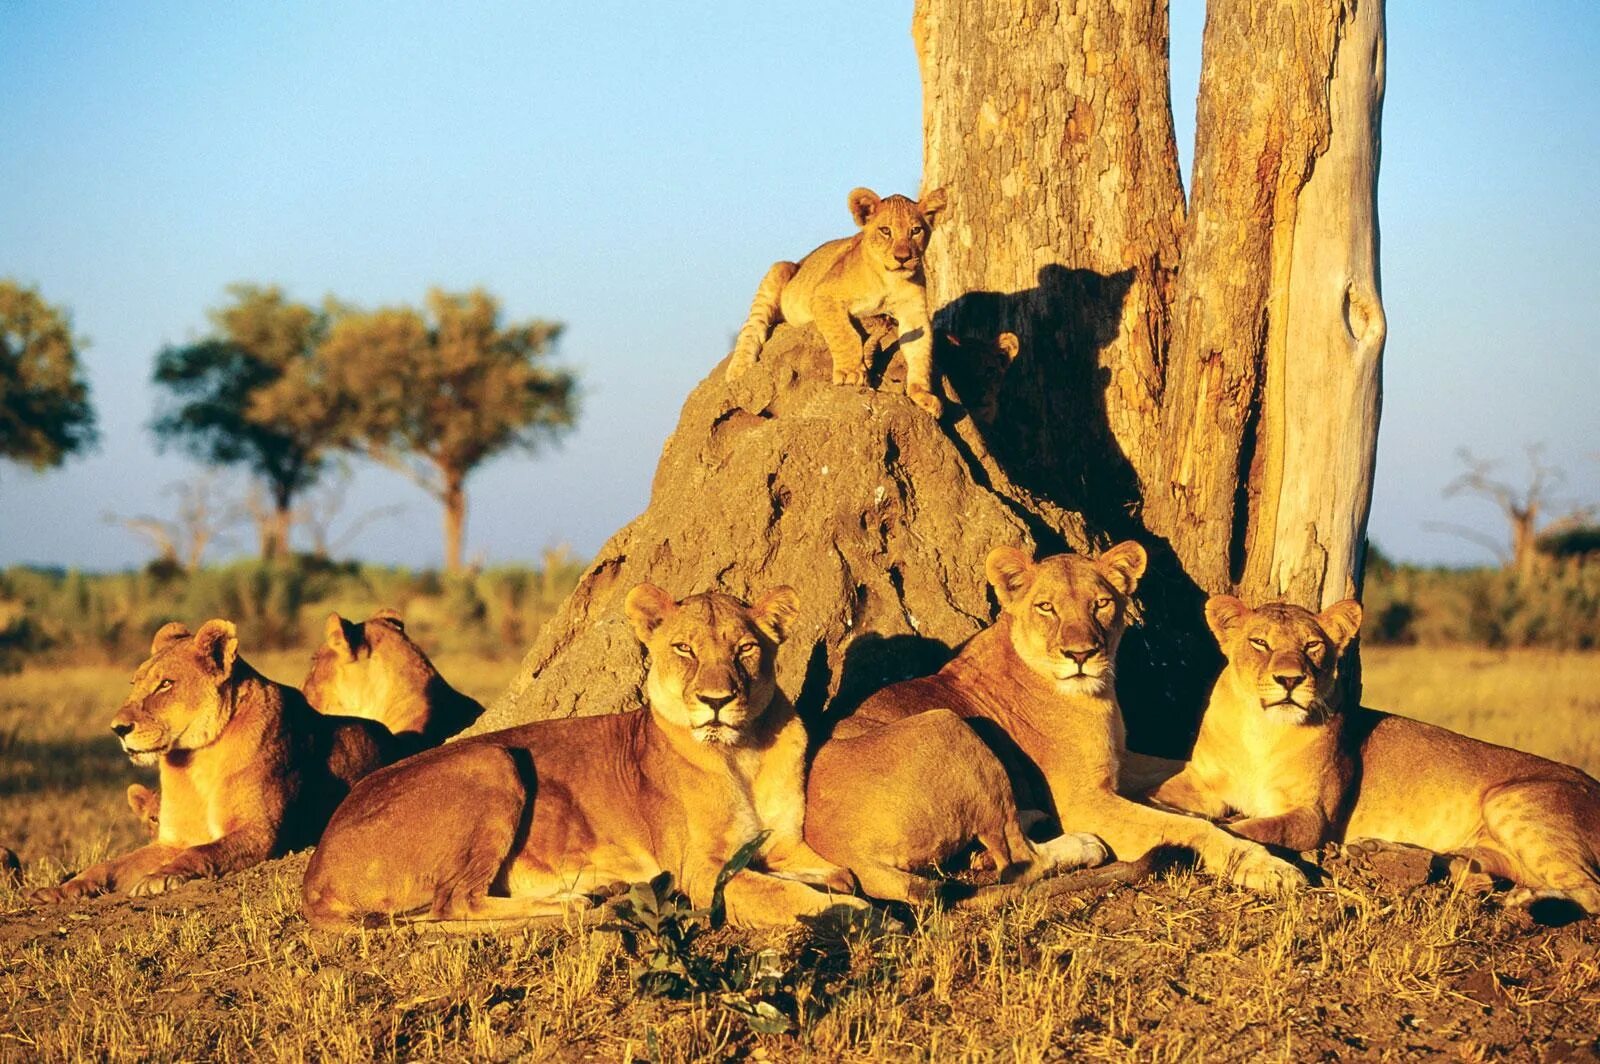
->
(2, 1, 1596, 570)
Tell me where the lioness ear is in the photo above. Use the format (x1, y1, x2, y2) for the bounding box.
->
(984, 546, 1036, 607)
(193, 619, 239, 677)
(324, 612, 358, 661)
(150, 621, 192, 655)
(1316, 599, 1364, 652)
(625, 583, 677, 643)
(1097, 540, 1148, 595)
(1204, 595, 1251, 643)
(750, 586, 801, 644)
(369, 607, 405, 632)
(918, 186, 948, 224)
(847, 187, 881, 227)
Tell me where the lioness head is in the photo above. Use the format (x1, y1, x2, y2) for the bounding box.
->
(626, 584, 800, 746)
(110, 620, 242, 767)
(1205, 596, 1363, 724)
(985, 542, 1147, 695)
(848, 186, 948, 278)
(301, 608, 479, 737)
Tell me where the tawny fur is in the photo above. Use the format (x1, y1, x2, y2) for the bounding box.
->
(127, 607, 482, 839)
(813, 544, 1305, 896)
(1150, 596, 1600, 914)
(727, 186, 949, 416)
(301, 586, 868, 930)
(31, 620, 402, 903)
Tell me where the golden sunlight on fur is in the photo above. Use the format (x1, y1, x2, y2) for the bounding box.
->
(31, 620, 403, 903)
(1151, 596, 1600, 914)
(301, 585, 868, 930)
(727, 186, 949, 415)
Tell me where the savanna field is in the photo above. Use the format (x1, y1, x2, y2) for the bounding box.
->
(3, 642, 1599, 1062)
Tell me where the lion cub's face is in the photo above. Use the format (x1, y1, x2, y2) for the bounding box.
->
(1206, 597, 1363, 724)
(110, 620, 241, 767)
(626, 584, 799, 746)
(985, 542, 1147, 696)
(848, 186, 947, 279)
(303, 608, 430, 717)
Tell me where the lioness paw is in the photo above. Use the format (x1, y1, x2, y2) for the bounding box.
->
(777, 864, 857, 894)
(1037, 832, 1111, 871)
(1228, 849, 1306, 893)
(906, 385, 943, 418)
(30, 878, 100, 905)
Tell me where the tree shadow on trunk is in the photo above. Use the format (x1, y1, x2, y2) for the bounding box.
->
(934, 264, 1218, 755)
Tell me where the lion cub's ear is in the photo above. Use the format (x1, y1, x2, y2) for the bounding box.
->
(1316, 599, 1364, 652)
(750, 586, 801, 644)
(985, 546, 1036, 607)
(919, 186, 948, 224)
(150, 621, 193, 655)
(1204, 595, 1251, 643)
(625, 583, 678, 643)
(193, 619, 239, 677)
(324, 612, 358, 661)
(1097, 540, 1148, 595)
(848, 187, 882, 227)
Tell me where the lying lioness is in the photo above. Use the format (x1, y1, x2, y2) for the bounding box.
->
(302, 584, 866, 929)
(812, 544, 1304, 895)
(126, 608, 480, 837)
(32, 620, 402, 902)
(1150, 596, 1600, 914)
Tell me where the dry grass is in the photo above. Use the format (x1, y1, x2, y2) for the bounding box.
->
(2, 647, 1598, 1061)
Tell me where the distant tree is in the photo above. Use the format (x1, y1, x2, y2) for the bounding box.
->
(105, 471, 235, 572)
(314, 288, 576, 573)
(151, 285, 345, 561)
(1434, 445, 1597, 576)
(0, 280, 97, 472)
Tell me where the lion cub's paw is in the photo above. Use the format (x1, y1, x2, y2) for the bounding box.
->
(906, 384, 944, 418)
(30, 878, 99, 905)
(1037, 831, 1111, 871)
(1228, 848, 1307, 893)
(832, 365, 869, 387)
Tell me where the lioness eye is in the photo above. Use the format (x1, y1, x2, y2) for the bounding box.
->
(878, 226, 891, 236)
(737, 642, 759, 656)
(671, 643, 694, 658)
(1095, 596, 1113, 610)
(1248, 638, 1269, 652)
(156, 679, 173, 692)
(910, 225, 923, 235)
(1034, 602, 1054, 614)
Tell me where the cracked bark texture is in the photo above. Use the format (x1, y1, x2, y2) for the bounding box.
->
(476, 327, 1091, 734)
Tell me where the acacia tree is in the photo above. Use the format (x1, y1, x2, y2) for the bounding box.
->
(1436, 446, 1597, 577)
(152, 285, 346, 561)
(314, 288, 576, 574)
(0, 280, 97, 472)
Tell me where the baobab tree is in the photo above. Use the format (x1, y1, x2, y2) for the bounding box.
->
(483, 0, 1387, 747)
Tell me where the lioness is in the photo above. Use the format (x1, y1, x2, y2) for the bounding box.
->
(813, 544, 1305, 894)
(727, 186, 948, 416)
(1150, 596, 1600, 913)
(303, 608, 483, 745)
(125, 608, 480, 837)
(302, 585, 867, 929)
(32, 620, 402, 903)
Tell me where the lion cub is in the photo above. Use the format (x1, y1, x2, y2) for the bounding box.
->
(819, 544, 1303, 894)
(302, 585, 866, 930)
(727, 186, 948, 416)
(32, 620, 401, 903)
(1150, 596, 1600, 914)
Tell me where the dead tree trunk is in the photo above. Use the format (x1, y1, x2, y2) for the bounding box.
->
(483, 0, 1386, 751)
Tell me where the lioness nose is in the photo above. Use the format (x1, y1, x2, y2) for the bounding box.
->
(894, 249, 914, 263)
(1275, 673, 1305, 692)
(111, 721, 134, 738)
(1060, 647, 1098, 666)
(697, 692, 735, 712)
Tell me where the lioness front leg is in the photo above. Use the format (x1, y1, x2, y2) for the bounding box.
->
(1076, 794, 1305, 893)
(31, 843, 181, 904)
(1229, 807, 1330, 853)
(762, 837, 856, 893)
(888, 299, 942, 417)
(717, 868, 869, 927)
(127, 824, 276, 897)
(813, 300, 871, 387)
(1147, 767, 1229, 819)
